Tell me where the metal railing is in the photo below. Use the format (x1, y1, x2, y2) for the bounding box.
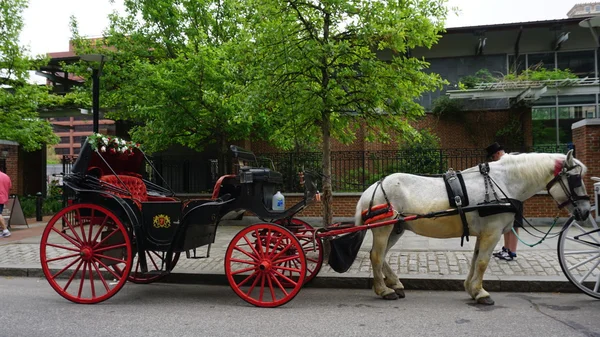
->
(61, 144, 574, 194)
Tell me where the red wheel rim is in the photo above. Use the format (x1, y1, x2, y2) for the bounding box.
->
(40, 203, 133, 304)
(274, 218, 323, 285)
(128, 251, 180, 284)
(225, 223, 306, 307)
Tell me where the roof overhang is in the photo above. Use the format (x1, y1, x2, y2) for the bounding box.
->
(446, 78, 600, 101)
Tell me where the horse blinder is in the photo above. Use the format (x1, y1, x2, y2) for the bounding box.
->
(546, 161, 590, 209)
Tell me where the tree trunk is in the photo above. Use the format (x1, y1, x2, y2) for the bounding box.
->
(321, 111, 333, 226)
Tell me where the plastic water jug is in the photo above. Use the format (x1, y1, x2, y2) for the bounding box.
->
(272, 191, 285, 211)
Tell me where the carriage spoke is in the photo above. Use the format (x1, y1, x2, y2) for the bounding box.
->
(269, 272, 290, 296)
(51, 257, 82, 279)
(94, 243, 128, 253)
(94, 253, 128, 265)
(51, 227, 82, 248)
(242, 235, 262, 259)
(92, 228, 122, 250)
(233, 245, 260, 262)
(563, 249, 600, 255)
(88, 262, 96, 298)
(577, 257, 600, 284)
(77, 262, 88, 298)
(63, 212, 84, 244)
(565, 236, 600, 249)
(77, 208, 88, 245)
(46, 253, 80, 263)
(230, 266, 258, 275)
(90, 260, 111, 292)
(90, 215, 110, 244)
(266, 272, 276, 302)
(94, 258, 126, 280)
(572, 222, 600, 244)
(46, 243, 80, 253)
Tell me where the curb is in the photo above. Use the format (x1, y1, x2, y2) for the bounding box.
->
(1, 266, 582, 294)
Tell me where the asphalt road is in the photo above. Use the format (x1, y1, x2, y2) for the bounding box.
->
(1, 277, 599, 337)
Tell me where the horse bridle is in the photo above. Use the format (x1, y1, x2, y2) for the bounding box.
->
(546, 160, 590, 209)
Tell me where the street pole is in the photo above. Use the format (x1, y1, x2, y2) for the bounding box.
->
(92, 68, 100, 134)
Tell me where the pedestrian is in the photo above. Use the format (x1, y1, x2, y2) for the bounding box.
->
(485, 142, 521, 261)
(0, 170, 12, 237)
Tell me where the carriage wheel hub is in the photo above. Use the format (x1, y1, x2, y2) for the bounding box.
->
(259, 260, 271, 271)
(80, 247, 93, 261)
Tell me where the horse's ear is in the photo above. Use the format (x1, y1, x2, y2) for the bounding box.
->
(566, 149, 574, 166)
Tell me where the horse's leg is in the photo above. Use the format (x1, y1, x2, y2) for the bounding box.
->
(464, 238, 481, 299)
(370, 225, 398, 300)
(467, 232, 501, 305)
(383, 227, 405, 298)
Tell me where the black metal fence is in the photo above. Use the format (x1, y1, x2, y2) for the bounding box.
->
(61, 144, 574, 194)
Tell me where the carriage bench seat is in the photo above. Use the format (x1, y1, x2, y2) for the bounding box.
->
(100, 175, 176, 207)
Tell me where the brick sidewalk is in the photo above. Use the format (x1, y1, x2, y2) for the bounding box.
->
(0, 217, 586, 293)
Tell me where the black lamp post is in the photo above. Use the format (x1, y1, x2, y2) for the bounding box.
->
(80, 54, 112, 133)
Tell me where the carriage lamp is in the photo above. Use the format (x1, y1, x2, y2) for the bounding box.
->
(0, 148, 8, 159)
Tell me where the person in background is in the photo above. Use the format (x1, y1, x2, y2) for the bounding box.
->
(485, 142, 521, 261)
(0, 170, 12, 237)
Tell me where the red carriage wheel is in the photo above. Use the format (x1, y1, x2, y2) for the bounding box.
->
(40, 203, 133, 304)
(225, 223, 306, 307)
(128, 251, 181, 284)
(273, 218, 323, 285)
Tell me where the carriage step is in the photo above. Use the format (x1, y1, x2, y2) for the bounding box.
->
(185, 247, 210, 259)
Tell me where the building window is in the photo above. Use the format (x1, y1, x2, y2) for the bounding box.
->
(528, 53, 555, 70)
(508, 55, 526, 74)
(557, 50, 595, 78)
(596, 5, 600, 11)
(59, 136, 70, 143)
(54, 148, 70, 155)
(585, 6, 591, 12)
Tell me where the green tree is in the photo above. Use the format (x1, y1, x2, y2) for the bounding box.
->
(68, 0, 265, 173)
(0, 0, 59, 151)
(244, 0, 448, 224)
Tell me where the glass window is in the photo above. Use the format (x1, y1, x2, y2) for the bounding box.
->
(532, 107, 558, 145)
(508, 55, 526, 74)
(557, 50, 595, 78)
(59, 136, 70, 143)
(585, 6, 591, 12)
(528, 53, 555, 70)
(596, 5, 600, 11)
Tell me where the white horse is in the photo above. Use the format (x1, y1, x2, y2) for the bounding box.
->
(355, 150, 590, 305)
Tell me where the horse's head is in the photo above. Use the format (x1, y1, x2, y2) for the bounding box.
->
(546, 150, 590, 221)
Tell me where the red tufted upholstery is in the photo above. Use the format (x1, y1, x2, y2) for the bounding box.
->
(100, 175, 148, 205)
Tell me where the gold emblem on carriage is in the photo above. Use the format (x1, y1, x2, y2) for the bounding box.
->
(153, 214, 171, 229)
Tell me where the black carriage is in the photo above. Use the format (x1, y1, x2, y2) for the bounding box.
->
(40, 135, 237, 303)
(40, 135, 322, 306)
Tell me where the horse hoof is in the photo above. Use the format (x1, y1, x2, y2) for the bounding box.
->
(382, 292, 399, 300)
(476, 297, 495, 305)
(394, 288, 406, 298)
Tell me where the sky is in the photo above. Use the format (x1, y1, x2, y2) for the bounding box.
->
(19, 0, 585, 56)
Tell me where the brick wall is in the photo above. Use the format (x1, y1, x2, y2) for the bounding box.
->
(572, 119, 600, 197)
(248, 109, 530, 151)
(0, 143, 19, 196)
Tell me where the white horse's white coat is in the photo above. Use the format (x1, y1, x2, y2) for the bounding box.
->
(355, 150, 590, 304)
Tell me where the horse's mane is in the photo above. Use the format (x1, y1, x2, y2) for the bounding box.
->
(462, 152, 586, 186)
(495, 152, 585, 184)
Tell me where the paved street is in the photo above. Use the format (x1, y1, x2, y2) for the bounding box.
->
(1, 277, 599, 337)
